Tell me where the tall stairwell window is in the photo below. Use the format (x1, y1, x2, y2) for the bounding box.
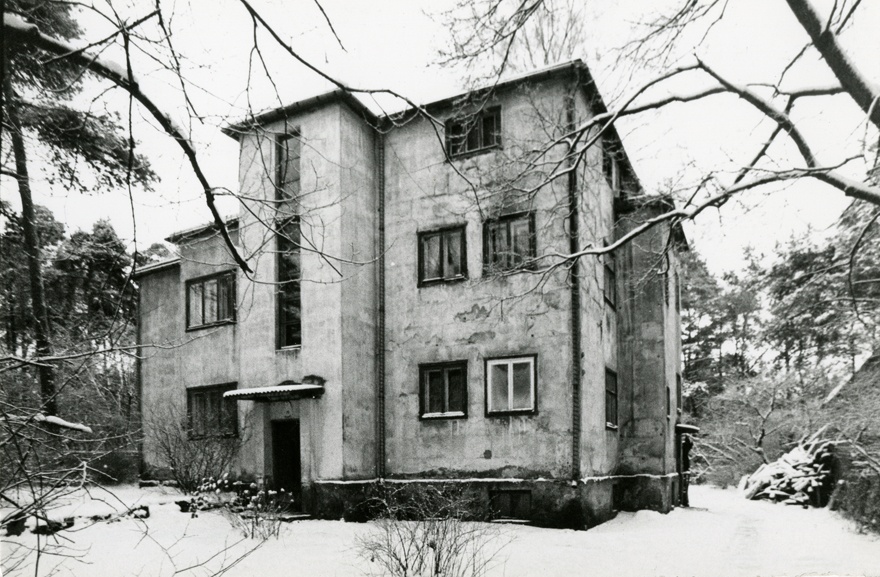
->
(276, 131, 302, 349)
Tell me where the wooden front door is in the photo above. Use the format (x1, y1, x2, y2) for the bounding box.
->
(271, 420, 301, 508)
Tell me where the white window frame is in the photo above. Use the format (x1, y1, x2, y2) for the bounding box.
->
(485, 355, 537, 415)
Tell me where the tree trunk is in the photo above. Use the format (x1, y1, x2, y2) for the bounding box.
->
(2, 51, 58, 416)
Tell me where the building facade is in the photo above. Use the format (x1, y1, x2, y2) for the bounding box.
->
(136, 60, 686, 527)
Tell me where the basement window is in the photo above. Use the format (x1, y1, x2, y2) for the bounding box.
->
(420, 361, 467, 419)
(486, 355, 536, 415)
(186, 271, 236, 330)
(489, 489, 532, 519)
(446, 107, 501, 158)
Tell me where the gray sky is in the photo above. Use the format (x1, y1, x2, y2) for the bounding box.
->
(3, 0, 877, 275)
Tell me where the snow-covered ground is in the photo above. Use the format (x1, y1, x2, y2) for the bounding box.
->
(2, 484, 878, 577)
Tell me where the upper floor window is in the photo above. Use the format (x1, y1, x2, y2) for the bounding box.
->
(277, 217, 301, 349)
(604, 242, 617, 308)
(275, 132, 301, 206)
(483, 212, 535, 274)
(605, 368, 618, 429)
(420, 361, 467, 419)
(486, 355, 536, 415)
(446, 107, 501, 158)
(418, 226, 467, 286)
(187, 383, 238, 438)
(603, 139, 621, 197)
(186, 271, 235, 330)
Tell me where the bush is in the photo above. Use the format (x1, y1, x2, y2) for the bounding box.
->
(192, 477, 286, 539)
(146, 407, 241, 493)
(356, 483, 508, 577)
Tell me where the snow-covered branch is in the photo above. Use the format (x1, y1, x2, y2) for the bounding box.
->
(784, 0, 880, 129)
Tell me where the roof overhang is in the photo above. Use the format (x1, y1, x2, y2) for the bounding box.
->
(223, 377, 325, 402)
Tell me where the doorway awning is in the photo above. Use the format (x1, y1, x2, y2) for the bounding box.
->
(223, 377, 325, 402)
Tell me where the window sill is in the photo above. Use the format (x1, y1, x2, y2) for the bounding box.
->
(186, 319, 236, 333)
(446, 144, 502, 162)
(486, 409, 536, 417)
(187, 433, 239, 440)
(606, 423, 619, 431)
(418, 275, 468, 288)
(420, 411, 467, 420)
(276, 345, 302, 354)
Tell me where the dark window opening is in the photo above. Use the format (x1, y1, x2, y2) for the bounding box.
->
(419, 361, 468, 419)
(186, 272, 236, 330)
(605, 368, 618, 428)
(418, 227, 467, 285)
(676, 373, 683, 416)
(484, 213, 536, 274)
(603, 242, 617, 308)
(446, 107, 501, 158)
(277, 217, 301, 349)
(602, 139, 621, 196)
(275, 132, 301, 206)
(489, 490, 532, 519)
(187, 383, 238, 438)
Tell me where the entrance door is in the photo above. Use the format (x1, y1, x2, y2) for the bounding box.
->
(271, 420, 301, 508)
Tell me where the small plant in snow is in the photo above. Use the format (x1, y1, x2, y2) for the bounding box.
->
(356, 483, 509, 577)
(192, 476, 286, 539)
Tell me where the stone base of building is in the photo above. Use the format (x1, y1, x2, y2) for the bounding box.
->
(308, 476, 676, 530)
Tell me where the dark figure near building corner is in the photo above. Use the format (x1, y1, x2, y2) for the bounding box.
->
(681, 434, 694, 507)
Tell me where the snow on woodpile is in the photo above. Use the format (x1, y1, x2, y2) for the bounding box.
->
(743, 431, 833, 506)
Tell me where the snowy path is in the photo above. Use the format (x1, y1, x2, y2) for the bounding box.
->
(2, 484, 878, 576)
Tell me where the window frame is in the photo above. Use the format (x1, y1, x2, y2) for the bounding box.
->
(419, 360, 469, 420)
(482, 212, 537, 275)
(276, 216, 302, 350)
(603, 242, 617, 309)
(445, 106, 502, 159)
(602, 139, 621, 196)
(185, 271, 236, 331)
(484, 354, 538, 416)
(186, 382, 238, 439)
(605, 368, 618, 430)
(417, 225, 468, 287)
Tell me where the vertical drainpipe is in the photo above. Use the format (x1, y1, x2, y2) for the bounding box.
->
(375, 130, 387, 479)
(135, 280, 145, 479)
(567, 78, 583, 482)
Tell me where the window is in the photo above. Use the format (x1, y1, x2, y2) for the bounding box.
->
(674, 270, 681, 313)
(277, 217, 301, 349)
(187, 383, 238, 438)
(489, 490, 531, 519)
(605, 368, 618, 428)
(275, 132, 300, 204)
(676, 373, 683, 416)
(275, 131, 302, 349)
(418, 226, 467, 286)
(667, 384, 672, 419)
(446, 107, 501, 158)
(602, 139, 621, 196)
(419, 361, 467, 419)
(186, 272, 235, 330)
(603, 243, 617, 308)
(485, 355, 536, 415)
(484, 213, 535, 273)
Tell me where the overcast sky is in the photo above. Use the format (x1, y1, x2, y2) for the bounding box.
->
(3, 0, 877, 275)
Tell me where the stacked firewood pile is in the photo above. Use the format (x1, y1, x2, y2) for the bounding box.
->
(742, 431, 834, 506)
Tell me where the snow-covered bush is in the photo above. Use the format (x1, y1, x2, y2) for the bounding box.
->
(357, 484, 508, 577)
(192, 477, 285, 539)
(742, 432, 834, 506)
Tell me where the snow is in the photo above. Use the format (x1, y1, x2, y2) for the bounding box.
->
(2, 485, 879, 577)
(32, 414, 94, 434)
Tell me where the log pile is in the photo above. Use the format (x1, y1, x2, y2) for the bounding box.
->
(743, 432, 834, 506)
